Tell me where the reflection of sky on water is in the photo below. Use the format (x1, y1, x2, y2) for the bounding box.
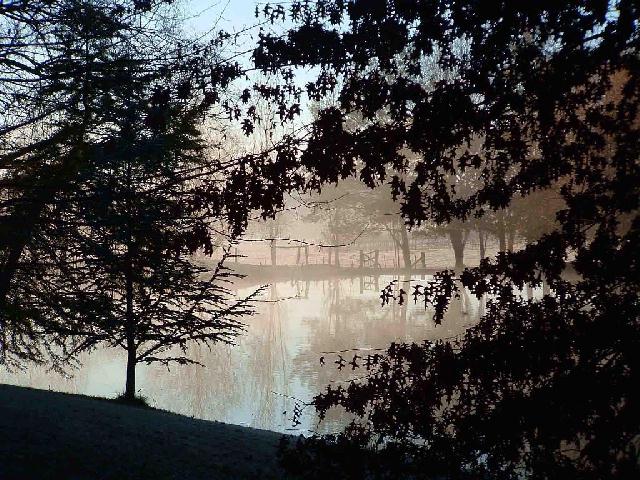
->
(1, 275, 545, 434)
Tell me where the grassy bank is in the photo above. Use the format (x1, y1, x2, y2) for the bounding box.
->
(0, 384, 289, 479)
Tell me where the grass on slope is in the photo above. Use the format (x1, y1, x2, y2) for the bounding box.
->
(0, 384, 290, 480)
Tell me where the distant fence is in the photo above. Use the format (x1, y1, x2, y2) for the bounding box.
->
(229, 233, 516, 269)
(232, 247, 431, 269)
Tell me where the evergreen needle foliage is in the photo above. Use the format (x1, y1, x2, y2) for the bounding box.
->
(1, 1, 298, 397)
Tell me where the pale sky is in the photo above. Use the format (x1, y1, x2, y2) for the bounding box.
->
(183, 0, 265, 36)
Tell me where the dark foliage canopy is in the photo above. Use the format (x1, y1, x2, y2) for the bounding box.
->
(0, 1, 304, 378)
(252, 1, 640, 478)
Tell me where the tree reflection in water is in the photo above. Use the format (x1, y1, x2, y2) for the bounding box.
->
(0, 275, 518, 433)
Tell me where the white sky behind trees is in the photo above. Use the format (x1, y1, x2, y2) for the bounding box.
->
(179, 1, 325, 244)
(185, 0, 259, 35)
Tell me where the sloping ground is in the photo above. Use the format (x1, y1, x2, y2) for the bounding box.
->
(0, 384, 289, 480)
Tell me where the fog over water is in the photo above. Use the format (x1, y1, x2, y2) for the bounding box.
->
(1, 188, 545, 433)
(2, 273, 515, 434)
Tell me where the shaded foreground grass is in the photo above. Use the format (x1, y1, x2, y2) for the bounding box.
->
(0, 384, 289, 479)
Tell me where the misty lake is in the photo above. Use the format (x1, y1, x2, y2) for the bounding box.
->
(1, 274, 524, 434)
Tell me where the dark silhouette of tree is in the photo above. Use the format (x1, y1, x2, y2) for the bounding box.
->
(1, 0, 179, 367)
(32, 66, 264, 399)
(255, 1, 640, 478)
(0, 2, 306, 396)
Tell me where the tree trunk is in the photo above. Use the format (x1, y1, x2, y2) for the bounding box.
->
(125, 339, 136, 400)
(478, 228, 486, 260)
(124, 246, 136, 400)
(497, 223, 507, 252)
(526, 283, 534, 300)
(392, 234, 399, 268)
(124, 157, 136, 401)
(449, 229, 465, 271)
(399, 222, 412, 270)
(335, 247, 340, 267)
(507, 229, 515, 252)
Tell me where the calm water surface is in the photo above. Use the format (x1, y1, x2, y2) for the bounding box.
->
(1, 275, 496, 434)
